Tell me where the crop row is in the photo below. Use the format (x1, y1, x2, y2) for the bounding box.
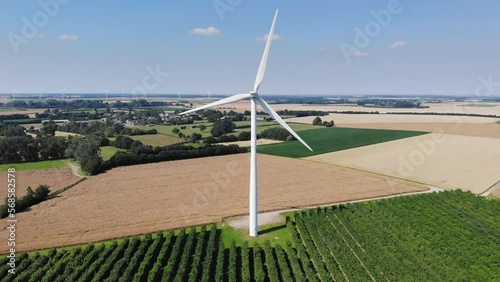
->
(2, 191, 497, 281)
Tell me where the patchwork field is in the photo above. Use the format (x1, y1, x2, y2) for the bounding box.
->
(336, 122, 500, 139)
(0, 168, 81, 198)
(0, 153, 426, 253)
(2, 191, 497, 281)
(0, 108, 46, 118)
(228, 101, 500, 116)
(305, 133, 500, 194)
(287, 113, 499, 125)
(258, 127, 427, 158)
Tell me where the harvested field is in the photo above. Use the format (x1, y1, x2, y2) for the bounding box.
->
(305, 134, 500, 194)
(0, 168, 81, 199)
(337, 122, 500, 139)
(0, 154, 425, 252)
(228, 101, 500, 115)
(287, 113, 498, 125)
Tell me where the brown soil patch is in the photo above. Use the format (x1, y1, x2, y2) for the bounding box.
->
(336, 122, 500, 139)
(0, 154, 425, 253)
(0, 168, 81, 199)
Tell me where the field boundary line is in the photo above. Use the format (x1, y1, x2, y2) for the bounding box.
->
(309, 217, 350, 282)
(295, 220, 334, 282)
(325, 214, 376, 282)
(332, 214, 365, 252)
(481, 180, 500, 197)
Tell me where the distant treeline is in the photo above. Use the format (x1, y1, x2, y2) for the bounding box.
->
(204, 127, 294, 144)
(329, 111, 381, 114)
(276, 110, 329, 117)
(0, 114, 30, 120)
(57, 121, 157, 137)
(2, 99, 181, 110)
(91, 144, 247, 175)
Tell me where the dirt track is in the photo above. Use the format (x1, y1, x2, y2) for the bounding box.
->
(0, 168, 81, 199)
(0, 154, 425, 252)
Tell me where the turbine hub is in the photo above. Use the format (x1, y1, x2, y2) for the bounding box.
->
(250, 91, 257, 97)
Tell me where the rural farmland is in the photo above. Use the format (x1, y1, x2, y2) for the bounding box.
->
(2, 1, 500, 280)
(0, 153, 426, 253)
(0, 191, 497, 281)
(305, 133, 500, 194)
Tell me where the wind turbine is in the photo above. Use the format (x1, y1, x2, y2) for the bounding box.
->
(180, 9, 312, 237)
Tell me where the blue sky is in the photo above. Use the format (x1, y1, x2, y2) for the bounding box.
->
(1, 0, 499, 96)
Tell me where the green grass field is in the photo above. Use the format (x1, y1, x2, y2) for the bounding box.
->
(129, 134, 182, 147)
(258, 127, 428, 158)
(0, 159, 72, 171)
(496, 120, 500, 124)
(100, 146, 126, 160)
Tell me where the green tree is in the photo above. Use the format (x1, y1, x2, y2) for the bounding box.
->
(210, 119, 236, 137)
(199, 124, 207, 131)
(312, 116, 323, 125)
(191, 133, 202, 141)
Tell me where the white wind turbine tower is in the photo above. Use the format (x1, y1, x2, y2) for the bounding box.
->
(180, 9, 312, 237)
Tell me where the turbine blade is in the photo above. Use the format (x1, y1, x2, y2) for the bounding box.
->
(253, 9, 279, 92)
(179, 93, 251, 115)
(257, 96, 313, 151)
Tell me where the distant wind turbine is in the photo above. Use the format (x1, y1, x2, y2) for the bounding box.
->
(180, 9, 312, 237)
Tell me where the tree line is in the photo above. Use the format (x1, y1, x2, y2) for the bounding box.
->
(0, 185, 51, 218)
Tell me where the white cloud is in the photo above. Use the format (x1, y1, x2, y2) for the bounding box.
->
(58, 34, 79, 41)
(256, 34, 283, 42)
(189, 27, 221, 36)
(353, 51, 368, 57)
(317, 47, 327, 52)
(388, 40, 409, 49)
